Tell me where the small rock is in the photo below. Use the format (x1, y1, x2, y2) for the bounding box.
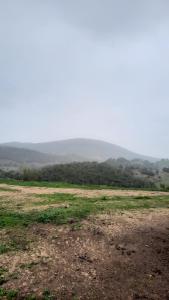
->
(116, 244, 126, 251)
(153, 268, 162, 275)
(68, 218, 76, 224)
(63, 204, 70, 209)
(78, 254, 93, 263)
(109, 238, 114, 245)
(92, 227, 103, 236)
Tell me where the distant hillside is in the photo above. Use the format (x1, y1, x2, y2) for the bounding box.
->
(3, 138, 158, 162)
(0, 146, 57, 169)
(0, 145, 89, 170)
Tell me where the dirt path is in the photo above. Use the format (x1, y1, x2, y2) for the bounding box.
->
(1, 183, 169, 198)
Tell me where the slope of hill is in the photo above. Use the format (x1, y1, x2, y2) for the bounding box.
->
(3, 138, 158, 162)
(0, 145, 89, 170)
(0, 146, 57, 163)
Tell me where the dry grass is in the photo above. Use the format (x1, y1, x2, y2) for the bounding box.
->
(1, 183, 169, 198)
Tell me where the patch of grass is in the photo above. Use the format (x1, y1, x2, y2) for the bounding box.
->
(0, 267, 8, 285)
(0, 244, 11, 255)
(0, 268, 7, 276)
(42, 289, 54, 300)
(0, 211, 31, 228)
(20, 261, 39, 269)
(27, 194, 169, 226)
(0, 238, 29, 254)
(37, 205, 91, 225)
(0, 179, 159, 191)
(0, 179, 114, 190)
(0, 193, 168, 229)
(0, 276, 7, 285)
(71, 222, 82, 231)
(0, 288, 18, 299)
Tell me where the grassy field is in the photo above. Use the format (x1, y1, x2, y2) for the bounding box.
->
(0, 190, 169, 229)
(0, 178, 161, 191)
(0, 179, 117, 190)
(0, 182, 169, 299)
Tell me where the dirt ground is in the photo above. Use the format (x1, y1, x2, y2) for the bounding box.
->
(1, 184, 169, 198)
(0, 185, 169, 299)
(0, 210, 168, 299)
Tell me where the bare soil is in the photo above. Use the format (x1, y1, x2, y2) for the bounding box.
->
(0, 210, 169, 299)
(1, 184, 169, 198)
(0, 185, 169, 299)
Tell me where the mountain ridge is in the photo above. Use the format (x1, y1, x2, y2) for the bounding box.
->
(2, 138, 158, 162)
(0, 145, 88, 170)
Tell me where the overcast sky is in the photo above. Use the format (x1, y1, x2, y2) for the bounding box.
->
(0, 0, 169, 157)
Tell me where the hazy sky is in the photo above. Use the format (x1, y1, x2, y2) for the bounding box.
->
(0, 0, 169, 157)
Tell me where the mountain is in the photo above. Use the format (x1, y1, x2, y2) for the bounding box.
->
(0, 145, 89, 170)
(2, 138, 158, 162)
(0, 146, 57, 169)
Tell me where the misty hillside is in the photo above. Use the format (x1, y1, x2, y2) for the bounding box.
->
(0, 145, 90, 170)
(0, 146, 57, 166)
(3, 138, 157, 162)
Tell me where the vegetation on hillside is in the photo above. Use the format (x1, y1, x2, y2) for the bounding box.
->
(0, 161, 156, 189)
(1, 157, 169, 190)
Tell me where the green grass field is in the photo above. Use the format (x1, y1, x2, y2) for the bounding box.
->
(0, 179, 117, 190)
(0, 191, 169, 229)
(0, 178, 161, 191)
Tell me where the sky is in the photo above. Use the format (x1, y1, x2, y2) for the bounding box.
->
(0, 0, 169, 158)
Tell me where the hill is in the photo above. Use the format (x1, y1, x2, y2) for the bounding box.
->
(0, 146, 59, 169)
(2, 138, 157, 162)
(0, 145, 90, 170)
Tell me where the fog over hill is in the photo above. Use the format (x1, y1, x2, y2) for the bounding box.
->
(0, 146, 56, 169)
(0, 145, 87, 170)
(2, 138, 158, 163)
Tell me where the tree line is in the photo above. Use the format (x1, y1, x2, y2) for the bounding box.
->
(0, 161, 155, 189)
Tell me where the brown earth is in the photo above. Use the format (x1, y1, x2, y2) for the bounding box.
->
(0, 209, 169, 299)
(1, 184, 169, 198)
